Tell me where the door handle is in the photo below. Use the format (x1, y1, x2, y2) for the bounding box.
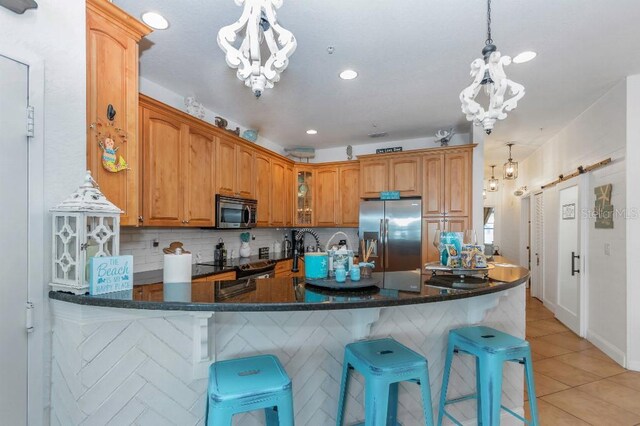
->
(384, 218, 389, 267)
(571, 251, 580, 276)
(245, 205, 251, 226)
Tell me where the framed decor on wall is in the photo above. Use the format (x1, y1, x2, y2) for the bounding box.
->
(562, 203, 576, 220)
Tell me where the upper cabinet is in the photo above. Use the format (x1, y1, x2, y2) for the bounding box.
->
(216, 136, 256, 198)
(140, 103, 216, 227)
(294, 166, 314, 227)
(359, 156, 421, 198)
(254, 152, 272, 227)
(315, 166, 339, 227)
(86, 0, 151, 226)
(422, 147, 472, 218)
(338, 164, 360, 227)
(270, 159, 287, 227)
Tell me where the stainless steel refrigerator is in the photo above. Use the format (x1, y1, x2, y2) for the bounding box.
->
(359, 199, 422, 290)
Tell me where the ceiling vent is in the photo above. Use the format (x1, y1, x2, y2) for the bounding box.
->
(368, 132, 388, 138)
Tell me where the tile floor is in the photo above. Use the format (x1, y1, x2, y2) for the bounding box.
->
(524, 291, 640, 425)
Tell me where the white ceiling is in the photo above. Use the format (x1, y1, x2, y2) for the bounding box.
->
(116, 0, 640, 171)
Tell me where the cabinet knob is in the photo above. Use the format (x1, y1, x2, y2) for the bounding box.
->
(138, 216, 143, 222)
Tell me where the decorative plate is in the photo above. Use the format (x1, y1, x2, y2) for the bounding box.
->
(305, 277, 380, 290)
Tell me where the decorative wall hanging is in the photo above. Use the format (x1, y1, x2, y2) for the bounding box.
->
(217, 0, 297, 98)
(459, 0, 525, 134)
(435, 129, 454, 147)
(185, 96, 205, 120)
(562, 203, 576, 220)
(503, 142, 518, 179)
(594, 184, 614, 229)
(90, 104, 128, 173)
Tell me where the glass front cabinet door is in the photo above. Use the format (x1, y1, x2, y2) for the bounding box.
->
(295, 167, 314, 226)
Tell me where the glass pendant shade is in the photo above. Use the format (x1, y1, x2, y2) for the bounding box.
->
(503, 142, 518, 180)
(487, 165, 499, 192)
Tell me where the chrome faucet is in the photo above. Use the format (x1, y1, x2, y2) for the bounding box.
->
(291, 228, 321, 272)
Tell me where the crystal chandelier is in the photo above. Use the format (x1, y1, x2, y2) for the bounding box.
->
(503, 142, 518, 179)
(460, 0, 525, 134)
(217, 0, 297, 98)
(488, 165, 499, 192)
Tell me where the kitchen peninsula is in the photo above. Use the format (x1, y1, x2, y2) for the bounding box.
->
(49, 260, 528, 425)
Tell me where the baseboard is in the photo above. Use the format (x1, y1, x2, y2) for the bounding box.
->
(586, 329, 626, 367)
(626, 359, 640, 372)
(542, 297, 557, 314)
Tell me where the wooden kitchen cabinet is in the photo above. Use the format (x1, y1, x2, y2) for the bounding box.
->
(193, 271, 237, 302)
(140, 101, 215, 227)
(338, 164, 360, 226)
(315, 167, 339, 227)
(141, 107, 183, 227)
(86, 0, 151, 226)
(182, 125, 216, 227)
(389, 157, 421, 196)
(255, 152, 272, 227)
(217, 137, 256, 198)
(285, 164, 294, 226)
(422, 154, 444, 216)
(360, 160, 388, 197)
(444, 150, 471, 217)
(270, 159, 287, 226)
(294, 166, 314, 226)
(360, 156, 421, 198)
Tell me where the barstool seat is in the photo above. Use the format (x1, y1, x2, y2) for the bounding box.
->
(207, 354, 294, 426)
(336, 338, 434, 426)
(437, 326, 539, 426)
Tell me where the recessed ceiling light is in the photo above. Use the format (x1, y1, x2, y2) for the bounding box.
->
(339, 69, 358, 80)
(306, 129, 317, 135)
(513, 51, 537, 64)
(141, 12, 169, 30)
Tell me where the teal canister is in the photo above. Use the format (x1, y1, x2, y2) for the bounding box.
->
(350, 265, 361, 281)
(335, 264, 347, 283)
(304, 252, 329, 279)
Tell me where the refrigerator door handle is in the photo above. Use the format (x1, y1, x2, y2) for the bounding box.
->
(379, 219, 384, 268)
(384, 218, 389, 267)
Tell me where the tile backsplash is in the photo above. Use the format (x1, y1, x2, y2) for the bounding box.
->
(121, 227, 359, 272)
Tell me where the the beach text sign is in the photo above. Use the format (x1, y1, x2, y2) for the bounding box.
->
(89, 255, 133, 295)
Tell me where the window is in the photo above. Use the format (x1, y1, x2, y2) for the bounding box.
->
(484, 208, 495, 244)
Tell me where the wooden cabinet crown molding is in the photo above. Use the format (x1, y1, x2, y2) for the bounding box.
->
(139, 94, 295, 166)
(86, 0, 152, 40)
(356, 144, 476, 161)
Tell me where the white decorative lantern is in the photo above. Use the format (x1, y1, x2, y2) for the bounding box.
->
(50, 171, 122, 294)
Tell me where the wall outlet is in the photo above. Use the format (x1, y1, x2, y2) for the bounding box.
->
(604, 243, 611, 256)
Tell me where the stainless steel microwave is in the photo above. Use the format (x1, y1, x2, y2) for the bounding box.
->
(215, 195, 257, 229)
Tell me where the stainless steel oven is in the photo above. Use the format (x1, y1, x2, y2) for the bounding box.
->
(215, 194, 257, 229)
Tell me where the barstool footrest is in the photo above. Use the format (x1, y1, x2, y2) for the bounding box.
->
(444, 393, 477, 405)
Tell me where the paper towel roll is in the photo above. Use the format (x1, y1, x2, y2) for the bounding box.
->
(163, 253, 192, 284)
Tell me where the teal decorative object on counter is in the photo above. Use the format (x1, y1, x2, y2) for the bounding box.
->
(305, 252, 329, 279)
(239, 232, 251, 258)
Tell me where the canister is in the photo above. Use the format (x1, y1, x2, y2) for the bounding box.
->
(304, 252, 329, 279)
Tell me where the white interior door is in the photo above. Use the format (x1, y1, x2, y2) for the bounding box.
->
(0, 54, 29, 425)
(556, 182, 581, 334)
(531, 192, 544, 300)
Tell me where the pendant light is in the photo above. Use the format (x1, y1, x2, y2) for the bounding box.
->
(488, 165, 499, 192)
(459, 0, 525, 134)
(503, 142, 518, 180)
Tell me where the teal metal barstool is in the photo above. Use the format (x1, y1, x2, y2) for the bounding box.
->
(437, 326, 539, 426)
(206, 354, 294, 426)
(336, 338, 434, 426)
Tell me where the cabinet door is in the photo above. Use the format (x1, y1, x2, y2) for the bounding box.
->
(294, 167, 314, 226)
(255, 153, 271, 226)
(422, 154, 444, 216)
(446, 216, 469, 233)
(339, 164, 360, 226)
(270, 160, 286, 226)
(422, 218, 444, 267)
(87, 9, 142, 226)
(389, 157, 421, 196)
(236, 145, 255, 198)
(316, 167, 339, 226)
(285, 164, 294, 226)
(216, 137, 237, 196)
(142, 108, 183, 226)
(444, 150, 471, 217)
(360, 160, 388, 198)
(182, 126, 216, 227)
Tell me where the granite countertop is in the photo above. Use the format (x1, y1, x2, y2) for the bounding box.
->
(134, 252, 296, 285)
(49, 261, 529, 312)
